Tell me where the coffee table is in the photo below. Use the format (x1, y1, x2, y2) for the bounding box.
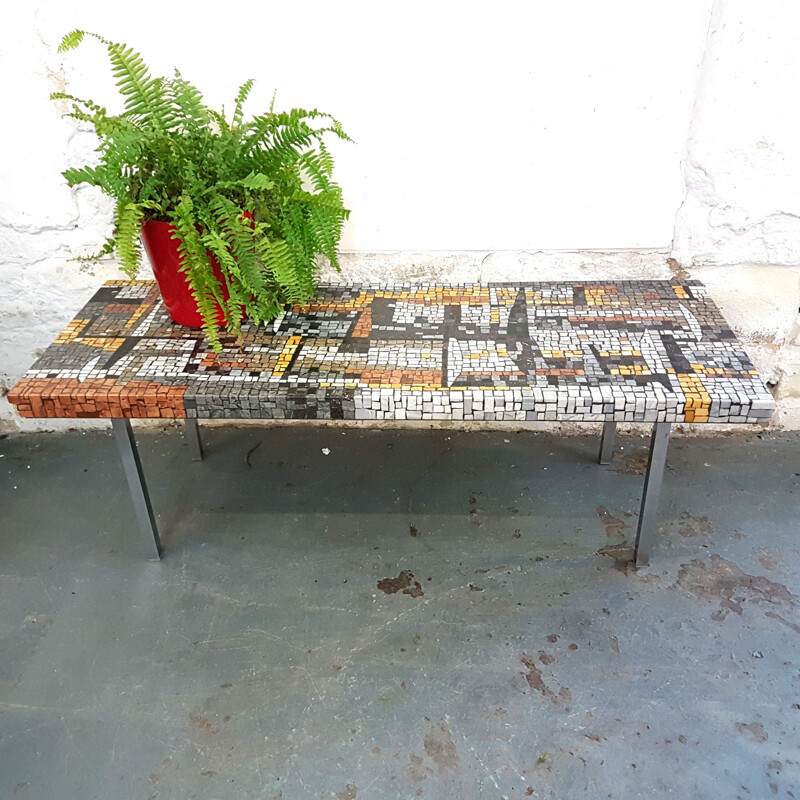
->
(8, 279, 775, 564)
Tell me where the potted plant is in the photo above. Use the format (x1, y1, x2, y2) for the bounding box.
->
(53, 30, 351, 350)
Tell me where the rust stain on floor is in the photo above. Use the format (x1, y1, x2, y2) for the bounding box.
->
(188, 714, 219, 735)
(611, 448, 650, 475)
(735, 722, 769, 742)
(596, 546, 660, 582)
(677, 512, 714, 538)
(677, 555, 797, 620)
(598, 543, 636, 573)
(758, 548, 784, 570)
(596, 506, 633, 539)
(423, 723, 459, 773)
(520, 656, 571, 707)
(406, 753, 432, 782)
(377, 570, 424, 597)
(521, 656, 557, 702)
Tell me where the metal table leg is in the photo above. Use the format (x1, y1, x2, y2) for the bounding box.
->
(598, 421, 616, 465)
(185, 417, 204, 461)
(634, 422, 671, 566)
(112, 418, 163, 560)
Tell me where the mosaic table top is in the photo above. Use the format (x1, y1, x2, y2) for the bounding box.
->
(8, 279, 776, 424)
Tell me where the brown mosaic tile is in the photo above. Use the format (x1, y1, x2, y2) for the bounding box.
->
(7, 279, 775, 424)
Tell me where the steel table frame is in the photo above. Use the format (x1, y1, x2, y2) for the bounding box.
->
(111, 417, 668, 566)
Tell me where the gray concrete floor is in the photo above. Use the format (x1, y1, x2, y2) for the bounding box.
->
(1, 424, 799, 799)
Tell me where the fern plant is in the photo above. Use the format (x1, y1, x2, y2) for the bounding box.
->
(54, 30, 351, 350)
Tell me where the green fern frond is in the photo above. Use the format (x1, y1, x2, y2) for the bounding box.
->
(107, 44, 168, 129)
(312, 141, 335, 178)
(241, 172, 275, 191)
(232, 79, 254, 130)
(207, 108, 230, 134)
(171, 197, 225, 350)
(200, 231, 244, 335)
(169, 72, 209, 131)
(114, 202, 145, 277)
(50, 91, 103, 113)
(64, 31, 171, 133)
(299, 152, 337, 194)
(241, 113, 311, 155)
(63, 165, 106, 187)
(215, 200, 266, 295)
(305, 202, 347, 271)
(51, 92, 135, 136)
(256, 237, 309, 302)
(328, 117, 353, 143)
(58, 30, 85, 52)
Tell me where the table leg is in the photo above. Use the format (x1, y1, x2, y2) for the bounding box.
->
(112, 418, 163, 560)
(634, 422, 671, 566)
(598, 421, 616, 465)
(185, 418, 204, 461)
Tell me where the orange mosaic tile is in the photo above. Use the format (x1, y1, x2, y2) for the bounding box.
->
(6, 279, 775, 424)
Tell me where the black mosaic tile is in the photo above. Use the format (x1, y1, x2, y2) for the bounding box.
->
(8, 279, 776, 423)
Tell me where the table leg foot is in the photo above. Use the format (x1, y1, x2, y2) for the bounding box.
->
(598, 421, 617, 465)
(185, 417, 204, 461)
(112, 418, 163, 560)
(634, 422, 671, 566)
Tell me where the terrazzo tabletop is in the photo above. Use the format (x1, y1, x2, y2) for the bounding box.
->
(8, 279, 776, 424)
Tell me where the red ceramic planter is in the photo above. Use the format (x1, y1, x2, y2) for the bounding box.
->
(141, 220, 234, 328)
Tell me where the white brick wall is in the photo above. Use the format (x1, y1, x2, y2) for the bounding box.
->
(1, 0, 798, 430)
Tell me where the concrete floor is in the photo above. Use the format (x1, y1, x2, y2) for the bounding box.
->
(0, 424, 799, 799)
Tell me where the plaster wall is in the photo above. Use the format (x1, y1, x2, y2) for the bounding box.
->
(1, 0, 798, 431)
(670, 0, 800, 428)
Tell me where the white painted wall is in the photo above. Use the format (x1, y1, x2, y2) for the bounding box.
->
(14, 0, 711, 251)
(1, 0, 799, 430)
(670, 0, 800, 427)
(673, 0, 800, 266)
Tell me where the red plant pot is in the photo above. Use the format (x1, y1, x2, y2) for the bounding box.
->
(141, 220, 246, 328)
